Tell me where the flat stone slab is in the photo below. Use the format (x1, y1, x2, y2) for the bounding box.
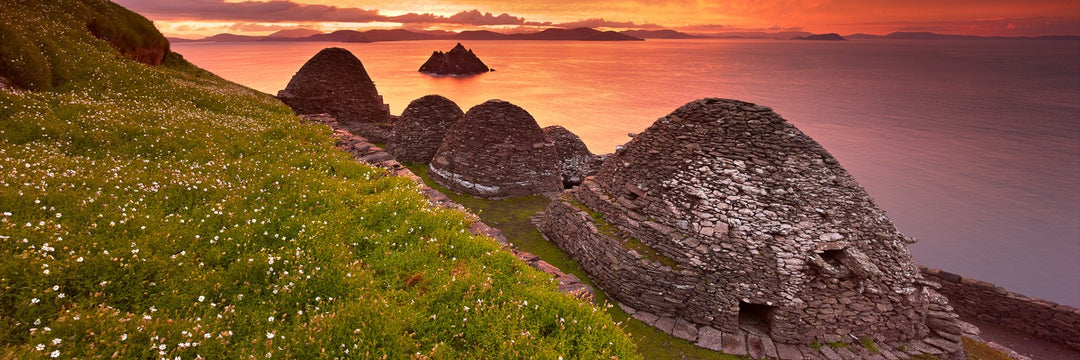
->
(721, 331, 747, 357)
(655, 316, 676, 334)
(833, 346, 857, 359)
(672, 318, 698, 341)
(632, 311, 659, 326)
(775, 342, 803, 360)
(817, 346, 842, 360)
(760, 334, 779, 359)
(617, 303, 636, 315)
(695, 326, 723, 351)
(746, 333, 766, 359)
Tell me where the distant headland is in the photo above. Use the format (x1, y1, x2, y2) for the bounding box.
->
(168, 28, 1080, 44)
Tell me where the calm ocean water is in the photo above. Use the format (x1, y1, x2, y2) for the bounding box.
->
(173, 39, 1080, 306)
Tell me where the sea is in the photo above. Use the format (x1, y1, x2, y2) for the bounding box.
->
(172, 38, 1080, 307)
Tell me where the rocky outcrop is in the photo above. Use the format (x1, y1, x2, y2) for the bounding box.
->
(543, 125, 600, 188)
(429, 100, 562, 198)
(419, 43, 491, 76)
(387, 95, 464, 163)
(539, 98, 964, 359)
(277, 48, 391, 141)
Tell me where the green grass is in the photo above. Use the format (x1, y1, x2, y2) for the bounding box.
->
(961, 337, 1012, 360)
(860, 337, 881, 354)
(406, 164, 742, 360)
(0, 0, 638, 358)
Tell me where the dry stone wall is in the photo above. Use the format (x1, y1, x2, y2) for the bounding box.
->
(922, 267, 1080, 350)
(278, 48, 391, 141)
(429, 99, 562, 198)
(539, 98, 964, 358)
(387, 95, 464, 163)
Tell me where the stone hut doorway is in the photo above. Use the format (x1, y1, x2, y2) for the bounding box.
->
(738, 301, 776, 334)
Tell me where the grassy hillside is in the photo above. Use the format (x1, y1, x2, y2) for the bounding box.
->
(0, 0, 638, 358)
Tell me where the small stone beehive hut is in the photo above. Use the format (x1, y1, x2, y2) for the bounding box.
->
(429, 99, 562, 198)
(539, 98, 963, 355)
(277, 47, 391, 140)
(543, 125, 600, 188)
(387, 95, 464, 163)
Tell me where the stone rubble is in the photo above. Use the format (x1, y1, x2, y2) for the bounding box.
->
(538, 98, 966, 359)
(278, 48, 392, 142)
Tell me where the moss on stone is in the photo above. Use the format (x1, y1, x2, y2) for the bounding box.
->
(566, 195, 680, 269)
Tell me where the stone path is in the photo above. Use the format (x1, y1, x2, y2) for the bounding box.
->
(617, 301, 990, 360)
(302, 113, 593, 300)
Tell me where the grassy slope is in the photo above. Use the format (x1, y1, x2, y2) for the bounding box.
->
(406, 164, 742, 360)
(0, 0, 638, 358)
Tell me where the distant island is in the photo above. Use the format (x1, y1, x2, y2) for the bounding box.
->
(419, 43, 491, 76)
(168, 28, 1080, 45)
(845, 31, 1080, 41)
(171, 27, 643, 43)
(792, 33, 846, 41)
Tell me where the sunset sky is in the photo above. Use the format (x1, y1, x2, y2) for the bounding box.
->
(115, 0, 1080, 38)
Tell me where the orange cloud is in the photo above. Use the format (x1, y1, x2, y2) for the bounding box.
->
(119, 0, 1080, 38)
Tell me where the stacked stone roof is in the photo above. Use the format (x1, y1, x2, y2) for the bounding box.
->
(277, 47, 390, 139)
(429, 99, 561, 198)
(539, 98, 963, 358)
(543, 125, 599, 188)
(387, 95, 464, 163)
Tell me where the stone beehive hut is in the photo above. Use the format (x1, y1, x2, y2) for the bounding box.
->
(543, 125, 600, 188)
(387, 95, 464, 163)
(277, 47, 390, 140)
(429, 99, 562, 198)
(539, 98, 963, 356)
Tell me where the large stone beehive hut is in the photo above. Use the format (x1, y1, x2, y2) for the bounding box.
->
(387, 95, 464, 163)
(539, 98, 963, 356)
(543, 125, 600, 188)
(429, 99, 562, 198)
(277, 47, 390, 140)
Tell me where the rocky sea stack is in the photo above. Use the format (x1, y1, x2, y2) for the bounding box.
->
(387, 95, 465, 163)
(539, 98, 964, 358)
(429, 99, 562, 198)
(277, 47, 391, 141)
(419, 43, 491, 76)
